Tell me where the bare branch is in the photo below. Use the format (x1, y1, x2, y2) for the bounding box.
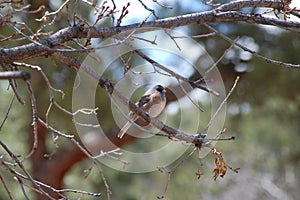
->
(22, 80, 39, 161)
(54, 52, 217, 148)
(0, 141, 55, 199)
(215, 0, 283, 12)
(204, 23, 300, 69)
(0, 95, 15, 131)
(157, 148, 197, 199)
(0, 157, 101, 198)
(133, 49, 219, 95)
(0, 172, 13, 200)
(204, 76, 240, 133)
(1, 1, 299, 63)
(0, 71, 31, 80)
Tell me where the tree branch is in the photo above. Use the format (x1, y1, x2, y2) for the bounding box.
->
(0, 1, 298, 63)
(53, 52, 234, 149)
(0, 71, 31, 80)
(215, 0, 283, 12)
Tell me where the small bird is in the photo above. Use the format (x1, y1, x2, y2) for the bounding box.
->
(117, 84, 167, 139)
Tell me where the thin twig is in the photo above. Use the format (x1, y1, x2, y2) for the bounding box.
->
(1, 65, 25, 104)
(36, 0, 70, 22)
(12, 62, 65, 98)
(22, 81, 38, 160)
(17, 177, 30, 200)
(133, 49, 220, 95)
(38, 118, 74, 138)
(94, 163, 111, 200)
(0, 141, 55, 199)
(0, 95, 15, 131)
(152, 0, 173, 9)
(204, 76, 240, 133)
(204, 24, 300, 69)
(177, 78, 204, 112)
(157, 148, 197, 199)
(172, 32, 216, 39)
(205, 38, 238, 75)
(0, 158, 100, 198)
(0, 172, 14, 200)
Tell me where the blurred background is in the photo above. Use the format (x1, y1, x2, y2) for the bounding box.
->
(0, 0, 299, 199)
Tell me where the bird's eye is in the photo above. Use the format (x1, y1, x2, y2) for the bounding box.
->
(156, 85, 164, 92)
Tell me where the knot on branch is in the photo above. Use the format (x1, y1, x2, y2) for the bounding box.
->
(193, 133, 207, 148)
(20, 71, 31, 80)
(99, 78, 114, 94)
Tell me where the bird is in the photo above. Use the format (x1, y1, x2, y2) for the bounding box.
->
(117, 84, 167, 139)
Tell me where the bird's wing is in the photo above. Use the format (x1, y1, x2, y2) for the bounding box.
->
(137, 94, 151, 107)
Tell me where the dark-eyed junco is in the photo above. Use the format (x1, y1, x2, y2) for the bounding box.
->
(117, 84, 167, 139)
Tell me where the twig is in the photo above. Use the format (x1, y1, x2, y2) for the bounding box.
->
(204, 23, 300, 69)
(11, 62, 65, 98)
(205, 38, 237, 75)
(0, 95, 15, 131)
(132, 35, 157, 45)
(152, 0, 173, 9)
(7, 79, 24, 104)
(157, 148, 197, 199)
(204, 76, 240, 133)
(55, 188, 101, 197)
(171, 32, 216, 39)
(0, 141, 55, 199)
(13, 4, 45, 14)
(0, 172, 14, 200)
(95, 163, 112, 200)
(138, 0, 159, 19)
(177, 78, 204, 112)
(117, 2, 130, 26)
(36, 0, 70, 22)
(17, 177, 30, 200)
(0, 158, 100, 198)
(11, 63, 99, 124)
(22, 81, 38, 160)
(1, 65, 25, 104)
(200, 0, 220, 7)
(164, 29, 182, 51)
(38, 118, 74, 138)
(0, 12, 50, 49)
(133, 49, 220, 95)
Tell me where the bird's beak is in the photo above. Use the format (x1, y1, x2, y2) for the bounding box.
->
(162, 89, 166, 93)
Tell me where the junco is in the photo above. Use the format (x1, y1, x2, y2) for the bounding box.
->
(117, 84, 167, 139)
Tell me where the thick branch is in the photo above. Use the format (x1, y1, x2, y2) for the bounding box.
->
(0, 71, 31, 80)
(0, 0, 299, 63)
(216, 0, 283, 12)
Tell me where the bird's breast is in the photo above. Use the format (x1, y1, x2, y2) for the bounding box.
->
(148, 101, 166, 117)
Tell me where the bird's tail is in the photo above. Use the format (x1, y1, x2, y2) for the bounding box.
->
(118, 114, 141, 138)
(118, 122, 131, 139)
(117, 121, 132, 138)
